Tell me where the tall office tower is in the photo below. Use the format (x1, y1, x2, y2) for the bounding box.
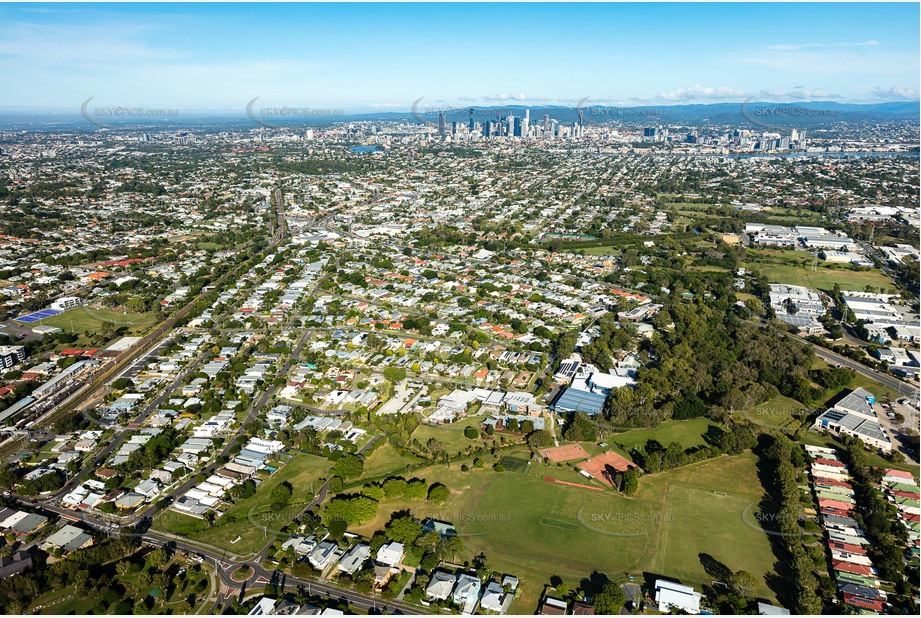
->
(543, 114, 550, 133)
(438, 112, 447, 136)
(522, 110, 529, 138)
(451, 121, 458, 136)
(468, 108, 475, 133)
(513, 117, 522, 137)
(507, 115, 516, 136)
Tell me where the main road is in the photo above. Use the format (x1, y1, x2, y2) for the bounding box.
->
(792, 332, 919, 400)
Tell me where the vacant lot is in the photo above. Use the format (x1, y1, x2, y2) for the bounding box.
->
(741, 250, 894, 292)
(737, 395, 807, 432)
(358, 442, 421, 482)
(609, 418, 717, 453)
(581, 245, 621, 256)
(410, 413, 494, 456)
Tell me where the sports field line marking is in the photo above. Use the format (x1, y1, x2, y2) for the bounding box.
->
(539, 516, 579, 531)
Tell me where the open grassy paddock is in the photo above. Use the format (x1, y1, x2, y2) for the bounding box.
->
(460, 452, 778, 610)
(741, 249, 895, 293)
(609, 418, 717, 453)
(410, 413, 496, 456)
(358, 442, 422, 482)
(745, 263, 895, 293)
(737, 395, 808, 432)
(581, 245, 622, 256)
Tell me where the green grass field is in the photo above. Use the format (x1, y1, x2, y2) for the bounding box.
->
(582, 245, 621, 256)
(39, 305, 157, 335)
(741, 249, 895, 293)
(35, 592, 98, 615)
(745, 263, 895, 293)
(152, 510, 208, 536)
(358, 442, 422, 482)
(609, 418, 717, 453)
(410, 413, 500, 456)
(737, 395, 808, 432)
(340, 446, 778, 613)
(465, 453, 777, 612)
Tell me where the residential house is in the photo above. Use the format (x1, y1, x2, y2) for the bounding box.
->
(655, 579, 701, 614)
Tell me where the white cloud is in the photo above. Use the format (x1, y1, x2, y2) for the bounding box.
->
(655, 85, 751, 102)
(868, 85, 919, 101)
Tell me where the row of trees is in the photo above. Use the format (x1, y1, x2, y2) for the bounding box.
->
(759, 435, 825, 614)
(323, 475, 446, 527)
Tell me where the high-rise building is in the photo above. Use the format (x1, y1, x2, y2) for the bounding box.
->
(468, 108, 475, 133)
(543, 114, 550, 133)
(438, 112, 447, 136)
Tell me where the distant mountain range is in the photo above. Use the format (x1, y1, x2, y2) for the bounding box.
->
(0, 100, 917, 130)
(367, 100, 921, 127)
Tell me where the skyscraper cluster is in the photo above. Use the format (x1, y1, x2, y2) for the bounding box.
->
(435, 108, 582, 140)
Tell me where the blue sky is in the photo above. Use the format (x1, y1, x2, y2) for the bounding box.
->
(0, 2, 918, 111)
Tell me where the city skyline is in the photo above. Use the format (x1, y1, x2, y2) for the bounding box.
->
(0, 2, 918, 111)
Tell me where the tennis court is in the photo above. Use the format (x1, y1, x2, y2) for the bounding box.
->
(499, 456, 531, 473)
(538, 443, 589, 463)
(15, 308, 63, 323)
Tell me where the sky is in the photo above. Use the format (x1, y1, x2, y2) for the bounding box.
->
(0, 2, 918, 112)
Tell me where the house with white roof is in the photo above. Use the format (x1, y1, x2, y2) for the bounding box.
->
(308, 541, 340, 569)
(655, 579, 701, 614)
(375, 541, 404, 567)
(425, 570, 457, 601)
(336, 543, 370, 575)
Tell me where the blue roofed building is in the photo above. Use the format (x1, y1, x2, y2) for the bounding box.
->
(550, 387, 607, 416)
